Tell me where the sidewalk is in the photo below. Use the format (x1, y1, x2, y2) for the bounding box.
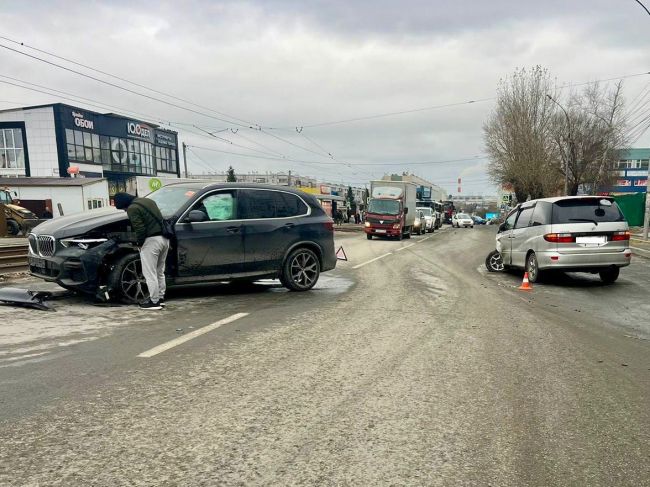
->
(334, 223, 365, 233)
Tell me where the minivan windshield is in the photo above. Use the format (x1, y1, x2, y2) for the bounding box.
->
(417, 208, 432, 216)
(147, 185, 199, 218)
(457, 213, 470, 219)
(552, 198, 625, 224)
(368, 199, 400, 215)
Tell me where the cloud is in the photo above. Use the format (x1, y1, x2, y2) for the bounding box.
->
(1, 0, 649, 194)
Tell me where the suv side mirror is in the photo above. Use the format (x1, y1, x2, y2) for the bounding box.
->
(187, 210, 208, 223)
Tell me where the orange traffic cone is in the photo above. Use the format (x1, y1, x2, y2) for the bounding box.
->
(518, 272, 533, 291)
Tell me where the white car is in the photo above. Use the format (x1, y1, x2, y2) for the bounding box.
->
(452, 213, 474, 228)
(416, 207, 435, 233)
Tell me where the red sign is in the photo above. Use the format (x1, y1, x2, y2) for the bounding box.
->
(616, 179, 632, 187)
(634, 179, 647, 187)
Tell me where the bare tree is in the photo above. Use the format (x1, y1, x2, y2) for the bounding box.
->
(484, 66, 562, 202)
(551, 82, 628, 195)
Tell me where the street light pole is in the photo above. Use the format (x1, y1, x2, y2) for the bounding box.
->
(547, 94, 572, 196)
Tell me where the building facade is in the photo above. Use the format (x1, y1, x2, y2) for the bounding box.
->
(0, 103, 180, 196)
(608, 148, 649, 194)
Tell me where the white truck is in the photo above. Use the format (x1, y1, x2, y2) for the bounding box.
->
(365, 180, 418, 240)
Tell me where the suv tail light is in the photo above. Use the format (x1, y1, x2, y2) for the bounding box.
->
(610, 231, 630, 241)
(544, 233, 575, 243)
(324, 221, 334, 232)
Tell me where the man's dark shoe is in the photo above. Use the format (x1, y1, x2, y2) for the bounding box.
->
(139, 299, 162, 310)
(159, 298, 166, 307)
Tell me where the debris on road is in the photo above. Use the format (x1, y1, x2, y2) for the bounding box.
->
(0, 287, 55, 311)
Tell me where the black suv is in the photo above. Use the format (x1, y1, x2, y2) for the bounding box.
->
(28, 183, 336, 302)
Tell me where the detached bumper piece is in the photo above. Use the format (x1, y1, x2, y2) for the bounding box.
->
(0, 287, 55, 311)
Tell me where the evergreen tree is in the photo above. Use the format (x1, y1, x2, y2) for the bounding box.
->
(226, 166, 237, 182)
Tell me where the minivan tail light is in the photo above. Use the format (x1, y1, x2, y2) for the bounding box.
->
(611, 231, 630, 241)
(544, 233, 575, 243)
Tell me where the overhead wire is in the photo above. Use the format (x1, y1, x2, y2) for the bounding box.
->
(0, 34, 256, 127)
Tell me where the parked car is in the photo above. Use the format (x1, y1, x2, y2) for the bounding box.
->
(472, 216, 486, 225)
(27, 183, 337, 302)
(412, 209, 426, 235)
(452, 213, 474, 228)
(486, 196, 631, 283)
(416, 207, 435, 233)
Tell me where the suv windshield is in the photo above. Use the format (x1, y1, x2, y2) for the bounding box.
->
(368, 199, 400, 215)
(146, 186, 199, 218)
(552, 198, 625, 224)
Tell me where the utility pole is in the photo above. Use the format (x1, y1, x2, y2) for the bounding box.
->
(643, 163, 650, 240)
(288, 170, 292, 187)
(182, 142, 188, 179)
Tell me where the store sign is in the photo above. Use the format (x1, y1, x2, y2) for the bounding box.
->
(320, 185, 331, 195)
(72, 111, 94, 130)
(127, 122, 152, 139)
(634, 179, 647, 187)
(155, 132, 176, 147)
(616, 179, 632, 187)
(148, 178, 163, 191)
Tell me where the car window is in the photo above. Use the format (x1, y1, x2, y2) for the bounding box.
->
(240, 189, 307, 219)
(515, 206, 534, 229)
(275, 192, 308, 218)
(504, 210, 518, 230)
(193, 191, 237, 221)
(552, 198, 625, 224)
(531, 201, 551, 226)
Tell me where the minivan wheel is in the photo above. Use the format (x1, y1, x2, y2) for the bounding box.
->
(526, 252, 541, 283)
(281, 248, 320, 291)
(366, 234, 372, 240)
(599, 267, 620, 284)
(485, 250, 504, 272)
(108, 253, 148, 303)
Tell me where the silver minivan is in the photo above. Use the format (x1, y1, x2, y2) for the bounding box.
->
(487, 196, 631, 283)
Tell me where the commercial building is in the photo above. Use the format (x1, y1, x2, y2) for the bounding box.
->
(609, 148, 649, 194)
(0, 103, 180, 197)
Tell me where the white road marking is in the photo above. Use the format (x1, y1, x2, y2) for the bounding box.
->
(352, 252, 393, 269)
(137, 312, 249, 358)
(395, 244, 416, 252)
(417, 236, 432, 243)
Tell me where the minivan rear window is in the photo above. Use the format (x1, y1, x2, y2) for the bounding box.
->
(552, 199, 625, 224)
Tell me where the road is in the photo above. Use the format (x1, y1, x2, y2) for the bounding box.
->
(1, 226, 649, 486)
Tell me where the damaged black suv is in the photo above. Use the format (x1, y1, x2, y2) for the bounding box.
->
(28, 183, 336, 302)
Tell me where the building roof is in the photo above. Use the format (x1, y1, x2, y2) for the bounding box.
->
(0, 177, 106, 187)
(619, 148, 650, 159)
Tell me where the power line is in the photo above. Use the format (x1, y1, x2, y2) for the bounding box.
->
(0, 34, 256, 127)
(0, 42, 254, 129)
(634, 0, 650, 16)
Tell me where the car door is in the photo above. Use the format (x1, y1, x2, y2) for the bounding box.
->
(496, 208, 519, 265)
(174, 189, 245, 281)
(510, 205, 535, 268)
(239, 189, 309, 273)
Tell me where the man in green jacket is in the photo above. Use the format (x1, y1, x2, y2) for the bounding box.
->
(114, 192, 169, 310)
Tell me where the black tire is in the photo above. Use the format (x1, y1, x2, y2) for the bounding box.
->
(485, 250, 505, 272)
(6, 220, 20, 236)
(281, 247, 320, 291)
(471, 225, 474, 229)
(366, 234, 372, 240)
(526, 252, 541, 283)
(404, 229, 411, 239)
(397, 232, 403, 241)
(599, 267, 620, 284)
(107, 253, 149, 304)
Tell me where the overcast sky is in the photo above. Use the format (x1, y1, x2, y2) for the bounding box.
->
(1, 0, 650, 195)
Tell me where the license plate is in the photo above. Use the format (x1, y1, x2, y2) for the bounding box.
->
(29, 256, 46, 269)
(576, 236, 606, 245)
(375, 229, 387, 234)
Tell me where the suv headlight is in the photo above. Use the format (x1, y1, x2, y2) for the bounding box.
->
(60, 238, 108, 250)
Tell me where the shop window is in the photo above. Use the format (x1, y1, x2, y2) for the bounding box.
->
(0, 128, 26, 169)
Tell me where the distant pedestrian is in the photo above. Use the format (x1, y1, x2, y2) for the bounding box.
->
(114, 192, 170, 310)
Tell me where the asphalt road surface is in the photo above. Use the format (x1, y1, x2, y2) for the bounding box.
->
(1, 226, 649, 486)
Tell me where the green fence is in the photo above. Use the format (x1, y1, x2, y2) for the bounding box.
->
(612, 192, 646, 227)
